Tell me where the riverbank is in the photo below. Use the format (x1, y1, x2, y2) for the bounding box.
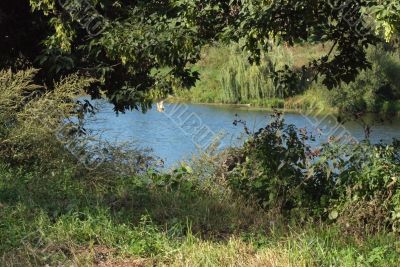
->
(1, 153, 400, 266)
(173, 44, 400, 117)
(167, 95, 338, 115)
(168, 95, 400, 117)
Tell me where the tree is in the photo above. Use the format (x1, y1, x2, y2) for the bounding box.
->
(369, 0, 400, 41)
(0, 0, 49, 70)
(0, 0, 388, 111)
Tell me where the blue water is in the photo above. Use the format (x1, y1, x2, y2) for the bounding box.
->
(84, 100, 400, 167)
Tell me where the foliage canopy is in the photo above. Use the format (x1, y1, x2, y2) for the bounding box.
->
(1, 0, 398, 111)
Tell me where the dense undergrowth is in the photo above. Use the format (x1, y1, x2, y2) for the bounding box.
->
(174, 43, 400, 115)
(1, 69, 400, 266)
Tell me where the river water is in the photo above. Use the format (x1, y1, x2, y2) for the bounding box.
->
(85, 100, 400, 167)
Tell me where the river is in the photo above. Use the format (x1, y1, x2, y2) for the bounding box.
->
(84, 100, 400, 167)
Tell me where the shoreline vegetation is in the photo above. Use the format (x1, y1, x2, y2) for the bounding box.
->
(167, 96, 400, 118)
(167, 96, 339, 114)
(172, 44, 400, 117)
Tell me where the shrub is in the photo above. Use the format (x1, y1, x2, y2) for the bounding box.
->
(227, 114, 400, 232)
(0, 68, 94, 168)
(320, 142, 400, 234)
(332, 45, 400, 114)
(0, 68, 157, 180)
(227, 113, 331, 219)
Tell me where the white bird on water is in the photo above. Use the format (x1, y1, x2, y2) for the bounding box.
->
(156, 100, 165, 113)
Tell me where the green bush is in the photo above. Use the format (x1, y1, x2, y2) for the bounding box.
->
(332, 45, 400, 114)
(0, 68, 94, 168)
(227, 113, 331, 219)
(227, 114, 400, 232)
(320, 142, 400, 234)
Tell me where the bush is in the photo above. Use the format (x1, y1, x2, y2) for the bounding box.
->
(321, 142, 400, 234)
(227, 113, 331, 219)
(0, 69, 156, 177)
(227, 114, 400, 232)
(332, 45, 400, 114)
(175, 43, 400, 115)
(0, 68, 94, 168)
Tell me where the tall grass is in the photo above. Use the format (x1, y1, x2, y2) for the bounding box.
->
(1, 160, 399, 266)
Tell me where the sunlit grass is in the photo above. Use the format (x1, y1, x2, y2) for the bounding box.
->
(1, 160, 400, 266)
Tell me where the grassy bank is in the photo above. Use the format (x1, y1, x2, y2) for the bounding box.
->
(1, 162, 400, 266)
(174, 44, 400, 116)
